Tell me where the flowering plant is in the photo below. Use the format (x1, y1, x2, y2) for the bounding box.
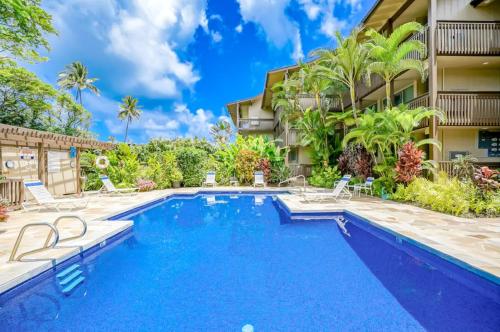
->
(137, 179, 156, 192)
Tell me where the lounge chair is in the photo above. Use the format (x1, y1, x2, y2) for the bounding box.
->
(203, 171, 216, 187)
(354, 177, 374, 196)
(99, 175, 137, 195)
(302, 175, 353, 202)
(253, 171, 266, 187)
(23, 180, 89, 212)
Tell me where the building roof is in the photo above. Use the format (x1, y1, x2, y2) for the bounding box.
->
(226, 95, 262, 124)
(0, 124, 115, 150)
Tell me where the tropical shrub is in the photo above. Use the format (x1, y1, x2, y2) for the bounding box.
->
(270, 163, 292, 184)
(395, 142, 423, 184)
(393, 172, 499, 217)
(0, 200, 9, 222)
(137, 179, 156, 192)
(452, 155, 477, 181)
(175, 147, 208, 187)
(146, 151, 183, 189)
(473, 166, 499, 192)
(235, 149, 259, 184)
(337, 143, 373, 179)
(80, 151, 102, 190)
(258, 158, 271, 181)
(308, 166, 341, 188)
(106, 143, 140, 188)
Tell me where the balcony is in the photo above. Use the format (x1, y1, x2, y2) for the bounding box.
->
(238, 118, 274, 132)
(408, 93, 430, 129)
(436, 21, 500, 56)
(297, 94, 343, 111)
(438, 92, 500, 126)
(403, 26, 429, 61)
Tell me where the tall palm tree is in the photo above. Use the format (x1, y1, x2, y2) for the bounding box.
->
(57, 61, 99, 106)
(365, 22, 427, 108)
(118, 96, 142, 143)
(312, 26, 370, 122)
(210, 119, 233, 145)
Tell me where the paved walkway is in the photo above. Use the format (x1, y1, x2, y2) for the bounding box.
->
(0, 187, 499, 294)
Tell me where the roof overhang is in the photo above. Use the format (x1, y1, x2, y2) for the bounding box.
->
(261, 64, 301, 110)
(362, 0, 413, 32)
(0, 124, 115, 150)
(226, 95, 261, 124)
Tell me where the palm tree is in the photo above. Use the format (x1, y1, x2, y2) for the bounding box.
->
(210, 119, 233, 145)
(312, 26, 370, 122)
(57, 61, 99, 106)
(365, 22, 427, 108)
(118, 96, 142, 143)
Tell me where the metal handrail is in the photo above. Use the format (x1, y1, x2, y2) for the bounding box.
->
(44, 215, 88, 248)
(278, 175, 306, 188)
(9, 223, 60, 262)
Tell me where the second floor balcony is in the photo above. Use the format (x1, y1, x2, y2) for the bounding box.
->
(237, 118, 274, 132)
(408, 91, 500, 128)
(436, 21, 500, 56)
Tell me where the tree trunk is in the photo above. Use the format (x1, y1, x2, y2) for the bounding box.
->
(385, 81, 391, 109)
(349, 85, 358, 127)
(124, 118, 130, 142)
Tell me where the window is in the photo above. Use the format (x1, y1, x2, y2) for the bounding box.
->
(383, 85, 414, 106)
(288, 147, 298, 164)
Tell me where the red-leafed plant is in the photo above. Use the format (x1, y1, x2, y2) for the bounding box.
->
(258, 158, 271, 181)
(395, 142, 423, 184)
(0, 200, 9, 222)
(473, 166, 499, 192)
(137, 179, 156, 192)
(337, 143, 373, 180)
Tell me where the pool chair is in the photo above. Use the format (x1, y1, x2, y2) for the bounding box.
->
(22, 180, 89, 212)
(99, 175, 137, 195)
(302, 175, 353, 202)
(253, 171, 266, 187)
(353, 177, 374, 196)
(203, 171, 216, 187)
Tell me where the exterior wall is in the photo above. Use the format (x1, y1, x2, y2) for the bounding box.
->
(436, 0, 500, 21)
(298, 147, 313, 165)
(247, 95, 273, 119)
(437, 68, 500, 91)
(0, 145, 77, 196)
(439, 128, 500, 163)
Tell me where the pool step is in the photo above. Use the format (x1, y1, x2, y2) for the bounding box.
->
(61, 276, 85, 295)
(57, 264, 85, 295)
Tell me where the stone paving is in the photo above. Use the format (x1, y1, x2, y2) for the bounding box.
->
(0, 187, 499, 294)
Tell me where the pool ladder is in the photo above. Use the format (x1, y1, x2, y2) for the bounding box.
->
(278, 175, 306, 189)
(9, 215, 88, 262)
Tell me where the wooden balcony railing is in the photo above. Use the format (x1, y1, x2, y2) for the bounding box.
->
(238, 118, 274, 132)
(297, 94, 343, 111)
(436, 21, 500, 55)
(403, 26, 429, 60)
(408, 93, 430, 129)
(0, 179, 24, 208)
(289, 164, 313, 177)
(287, 129, 300, 146)
(437, 92, 500, 126)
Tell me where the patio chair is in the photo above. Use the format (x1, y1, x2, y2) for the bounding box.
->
(354, 177, 375, 196)
(99, 175, 137, 195)
(23, 180, 89, 212)
(253, 171, 266, 187)
(203, 171, 216, 187)
(301, 175, 353, 202)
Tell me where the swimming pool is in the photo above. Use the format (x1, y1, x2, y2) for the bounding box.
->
(1, 192, 499, 331)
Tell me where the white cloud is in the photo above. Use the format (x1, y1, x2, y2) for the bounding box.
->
(106, 0, 208, 98)
(298, 0, 321, 20)
(235, 24, 243, 33)
(236, 0, 303, 61)
(211, 31, 223, 43)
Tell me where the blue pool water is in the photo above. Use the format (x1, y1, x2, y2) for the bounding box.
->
(1, 193, 499, 331)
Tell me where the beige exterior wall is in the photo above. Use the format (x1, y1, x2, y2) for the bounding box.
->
(439, 128, 500, 163)
(247, 95, 273, 119)
(437, 68, 500, 91)
(298, 146, 313, 165)
(0, 146, 77, 196)
(436, 0, 500, 21)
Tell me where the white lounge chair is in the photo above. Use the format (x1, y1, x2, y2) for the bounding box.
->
(302, 175, 353, 202)
(354, 177, 375, 196)
(23, 180, 89, 212)
(99, 175, 137, 195)
(203, 171, 216, 187)
(253, 171, 266, 187)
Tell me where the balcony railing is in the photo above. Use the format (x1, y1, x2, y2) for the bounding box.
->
(436, 21, 500, 55)
(289, 164, 313, 177)
(407, 93, 430, 129)
(238, 118, 274, 132)
(287, 129, 300, 146)
(297, 94, 343, 111)
(439, 161, 500, 177)
(437, 92, 500, 126)
(403, 26, 429, 60)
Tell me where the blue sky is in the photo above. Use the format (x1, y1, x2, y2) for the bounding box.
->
(30, 0, 376, 143)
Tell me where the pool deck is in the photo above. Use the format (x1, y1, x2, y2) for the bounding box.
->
(0, 187, 499, 294)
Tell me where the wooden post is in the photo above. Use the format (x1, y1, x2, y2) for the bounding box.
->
(76, 148, 81, 195)
(37, 143, 46, 185)
(236, 103, 240, 129)
(428, 0, 439, 163)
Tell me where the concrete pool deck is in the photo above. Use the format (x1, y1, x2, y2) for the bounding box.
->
(0, 187, 499, 294)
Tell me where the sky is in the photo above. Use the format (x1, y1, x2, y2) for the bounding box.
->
(30, 0, 377, 143)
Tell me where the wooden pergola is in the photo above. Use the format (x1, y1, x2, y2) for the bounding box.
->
(0, 124, 114, 199)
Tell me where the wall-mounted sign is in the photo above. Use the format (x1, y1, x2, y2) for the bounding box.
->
(478, 131, 500, 157)
(69, 146, 77, 158)
(19, 147, 35, 160)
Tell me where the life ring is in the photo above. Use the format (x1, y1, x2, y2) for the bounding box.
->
(95, 156, 110, 169)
